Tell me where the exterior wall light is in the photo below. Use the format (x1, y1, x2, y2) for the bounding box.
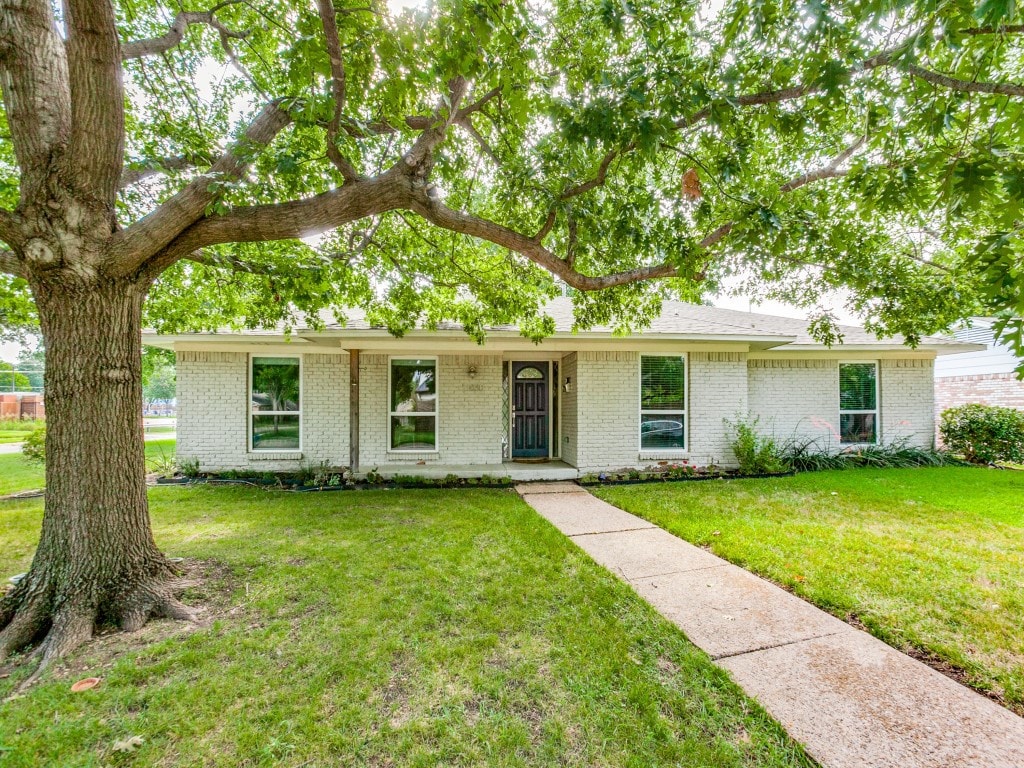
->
(563, 376, 572, 393)
(467, 365, 477, 379)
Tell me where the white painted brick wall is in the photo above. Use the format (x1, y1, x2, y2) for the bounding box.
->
(747, 358, 935, 450)
(358, 353, 503, 467)
(687, 352, 748, 466)
(880, 359, 935, 448)
(747, 359, 840, 449)
(560, 353, 578, 466)
(176, 351, 348, 472)
(573, 351, 640, 471)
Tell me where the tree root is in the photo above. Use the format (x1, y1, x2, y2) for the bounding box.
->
(0, 569, 200, 695)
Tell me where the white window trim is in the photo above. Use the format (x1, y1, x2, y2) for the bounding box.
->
(839, 360, 880, 446)
(249, 354, 303, 453)
(388, 355, 440, 453)
(638, 354, 689, 453)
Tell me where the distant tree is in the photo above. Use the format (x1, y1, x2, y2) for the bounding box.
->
(15, 342, 44, 392)
(142, 359, 175, 410)
(0, 361, 30, 392)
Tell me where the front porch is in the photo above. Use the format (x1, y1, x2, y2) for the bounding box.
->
(356, 460, 579, 482)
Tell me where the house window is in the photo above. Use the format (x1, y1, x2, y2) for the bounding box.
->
(390, 358, 437, 451)
(839, 362, 878, 444)
(640, 355, 686, 450)
(251, 356, 301, 451)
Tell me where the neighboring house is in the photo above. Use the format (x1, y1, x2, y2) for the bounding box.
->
(935, 319, 1024, 415)
(142, 299, 980, 479)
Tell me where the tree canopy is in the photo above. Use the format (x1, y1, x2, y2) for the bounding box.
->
(1, 0, 1022, 349)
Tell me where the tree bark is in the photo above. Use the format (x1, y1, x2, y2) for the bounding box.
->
(0, 273, 192, 675)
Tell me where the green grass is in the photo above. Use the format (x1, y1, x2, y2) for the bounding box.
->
(0, 487, 814, 767)
(0, 419, 45, 444)
(594, 467, 1024, 713)
(0, 439, 177, 496)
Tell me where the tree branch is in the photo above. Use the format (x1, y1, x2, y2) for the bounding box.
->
(0, 0, 72, 208)
(315, 0, 361, 182)
(120, 156, 199, 188)
(903, 64, 1024, 96)
(106, 100, 294, 277)
(700, 139, 864, 250)
(0, 209, 24, 251)
(65, 0, 127, 207)
(138, 172, 408, 281)
(0, 249, 26, 279)
(122, 1, 248, 59)
(408, 193, 678, 290)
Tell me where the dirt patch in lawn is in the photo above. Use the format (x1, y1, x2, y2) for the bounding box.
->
(1, 559, 238, 687)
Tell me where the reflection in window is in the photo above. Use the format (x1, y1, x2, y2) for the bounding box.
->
(640, 356, 686, 450)
(251, 357, 300, 451)
(390, 359, 437, 450)
(839, 362, 878, 444)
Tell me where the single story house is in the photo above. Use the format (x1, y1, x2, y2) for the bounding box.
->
(142, 298, 981, 480)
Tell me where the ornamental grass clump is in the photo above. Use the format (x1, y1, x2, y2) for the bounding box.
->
(940, 404, 1024, 465)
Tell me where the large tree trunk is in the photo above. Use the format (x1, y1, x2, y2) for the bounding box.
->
(0, 275, 192, 675)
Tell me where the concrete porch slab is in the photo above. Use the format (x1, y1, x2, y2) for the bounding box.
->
(569, 527, 726, 581)
(521, 488, 655, 536)
(359, 462, 579, 482)
(720, 630, 1024, 768)
(631, 565, 853, 660)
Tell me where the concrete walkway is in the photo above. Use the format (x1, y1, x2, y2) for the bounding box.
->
(518, 482, 1024, 768)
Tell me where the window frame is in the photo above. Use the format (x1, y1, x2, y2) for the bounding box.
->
(249, 354, 303, 453)
(838, 360, 880, 446)
(388, 355, 440, 453)
(638, 354, 688, 453)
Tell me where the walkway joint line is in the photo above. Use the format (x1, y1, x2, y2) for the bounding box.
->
(517, 484, 1024, 768)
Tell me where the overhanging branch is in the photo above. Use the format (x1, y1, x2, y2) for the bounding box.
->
(315, 0, 361, 182)
(107, 100, 293, 277)
(122, 1, 248, 59)
(120, 155, 198, 188)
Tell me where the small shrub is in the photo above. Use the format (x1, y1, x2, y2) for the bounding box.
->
(179, 457, 201, 478)
(727, 417, 788, 474)
(940, 404, 1024, 465)
(21, 425, 46, 464)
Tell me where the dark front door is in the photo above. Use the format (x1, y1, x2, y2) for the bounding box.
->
(512, 362, 548, 458)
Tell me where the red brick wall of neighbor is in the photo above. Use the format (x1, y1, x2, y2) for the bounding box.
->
(936, 373, 1024, 415)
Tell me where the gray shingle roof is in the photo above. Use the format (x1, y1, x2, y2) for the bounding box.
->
(315, 297, 963, 347)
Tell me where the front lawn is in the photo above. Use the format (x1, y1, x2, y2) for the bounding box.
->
(0, 438, 176, 496)
(0, 486, 814, 767)
(594, 467, 1024, 714)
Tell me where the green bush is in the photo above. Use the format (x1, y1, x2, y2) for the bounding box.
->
(940, 404, 1024, 464)
(727, 417, 789, 474)
(21, 424, 45, 464)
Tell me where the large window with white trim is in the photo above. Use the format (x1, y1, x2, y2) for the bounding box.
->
(839, 362, 878, 444)
(390, 358, 437, 451)
(640, 355, 687, 450)
(251, 356, 301, 451)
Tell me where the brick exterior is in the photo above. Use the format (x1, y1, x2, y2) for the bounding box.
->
(176, 350, 348, 471)
(177, 347, 937, 472)
(572, 351, 640, 471)
(936, 373, 1024, 414)
(747, 359, 841, 448)
(358, 353, 504, 468)
(747, 358, 935, 450)
(686, 352, 747, 466)
(880, 359, 935, 447)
